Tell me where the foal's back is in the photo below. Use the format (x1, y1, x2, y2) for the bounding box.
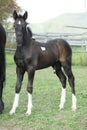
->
(34, 38, 72, 63)
(29, 38, 72, 70)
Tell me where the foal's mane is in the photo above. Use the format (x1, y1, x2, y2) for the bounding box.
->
(26, 23, 33, 38)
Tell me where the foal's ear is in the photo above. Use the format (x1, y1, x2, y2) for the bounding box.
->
(23, 11, 28, 20)
(13, 10, 18, 20)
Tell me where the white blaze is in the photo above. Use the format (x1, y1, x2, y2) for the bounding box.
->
(18, 21, 21, 25)
(41, 47, 46, 51)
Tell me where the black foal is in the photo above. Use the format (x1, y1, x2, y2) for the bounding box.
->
(10, 11, 76, 115)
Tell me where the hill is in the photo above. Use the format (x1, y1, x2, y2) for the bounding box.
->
(30, 12, 87, 33)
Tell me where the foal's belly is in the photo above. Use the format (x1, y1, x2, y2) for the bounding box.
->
(36, 53, 57, 70)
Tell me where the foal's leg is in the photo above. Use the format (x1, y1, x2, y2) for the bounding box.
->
(9, 67, 25, 115)
(53, 62, 66, 109)
(26, 66, 35, 116)
(62, 62, 77, 111)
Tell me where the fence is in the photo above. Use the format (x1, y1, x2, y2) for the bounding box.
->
(6, 30, 87, 53)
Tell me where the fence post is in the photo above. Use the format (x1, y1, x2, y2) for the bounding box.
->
(85, 40, 87, 52)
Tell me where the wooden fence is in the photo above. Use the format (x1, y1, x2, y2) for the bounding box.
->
(6, 30, 87, 53)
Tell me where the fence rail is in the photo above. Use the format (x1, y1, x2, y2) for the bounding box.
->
(6, 30, 87, 53)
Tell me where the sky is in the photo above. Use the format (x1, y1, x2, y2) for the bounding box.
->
(16, 0, 87, 23)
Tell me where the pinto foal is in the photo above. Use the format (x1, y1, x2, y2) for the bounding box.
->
(10, 10, 76, 115)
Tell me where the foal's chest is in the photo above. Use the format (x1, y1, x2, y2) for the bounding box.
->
(14, 48, 31, 68)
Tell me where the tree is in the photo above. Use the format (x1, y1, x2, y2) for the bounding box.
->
(0, 0, 20, 22)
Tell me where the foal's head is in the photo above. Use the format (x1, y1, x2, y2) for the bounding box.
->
(13, 10, 32, 46)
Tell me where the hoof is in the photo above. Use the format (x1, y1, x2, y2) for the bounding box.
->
(59, 104, 64, 110)
(25, 110, 31, 116)
(72, 108, 76, 112)
(9, 109, 15, 115)
(72, 106, 77, 112)
(59, 107, 63, 110)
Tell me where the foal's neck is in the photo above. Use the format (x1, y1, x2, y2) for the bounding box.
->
(23, 31, 31, 46)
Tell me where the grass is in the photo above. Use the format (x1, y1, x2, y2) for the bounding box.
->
(0, 53, 87, 130)
(72, 52, 87, 66)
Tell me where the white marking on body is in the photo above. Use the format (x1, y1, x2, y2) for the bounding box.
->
(9, 93, 19, 115)
(41, 47, 46, 51)
(72, 94, 77, 111)
(59, 88, 66, 109)
(18, 21, 21, 25)
(26, 93, 33, 116)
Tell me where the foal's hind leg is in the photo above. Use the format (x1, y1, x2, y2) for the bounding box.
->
(53, 62, 66, 109)
(62, 62, 77, 111)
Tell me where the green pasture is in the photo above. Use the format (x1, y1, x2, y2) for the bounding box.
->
(72, 52, 87, 66)
(0, 53, 87, 130)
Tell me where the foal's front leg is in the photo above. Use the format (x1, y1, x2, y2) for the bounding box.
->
(26, 67, 35, 116)
(9, 67, 25, 115)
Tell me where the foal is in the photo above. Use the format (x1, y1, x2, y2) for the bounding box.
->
(10, 10, 77, 115)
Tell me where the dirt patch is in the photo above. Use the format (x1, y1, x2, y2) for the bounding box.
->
(0, 127, 8, 130)
(12, 126, 21, 130)
(0, 126, 22, 130)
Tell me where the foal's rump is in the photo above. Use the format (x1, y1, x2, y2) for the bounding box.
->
(55, 39, 72, 63)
